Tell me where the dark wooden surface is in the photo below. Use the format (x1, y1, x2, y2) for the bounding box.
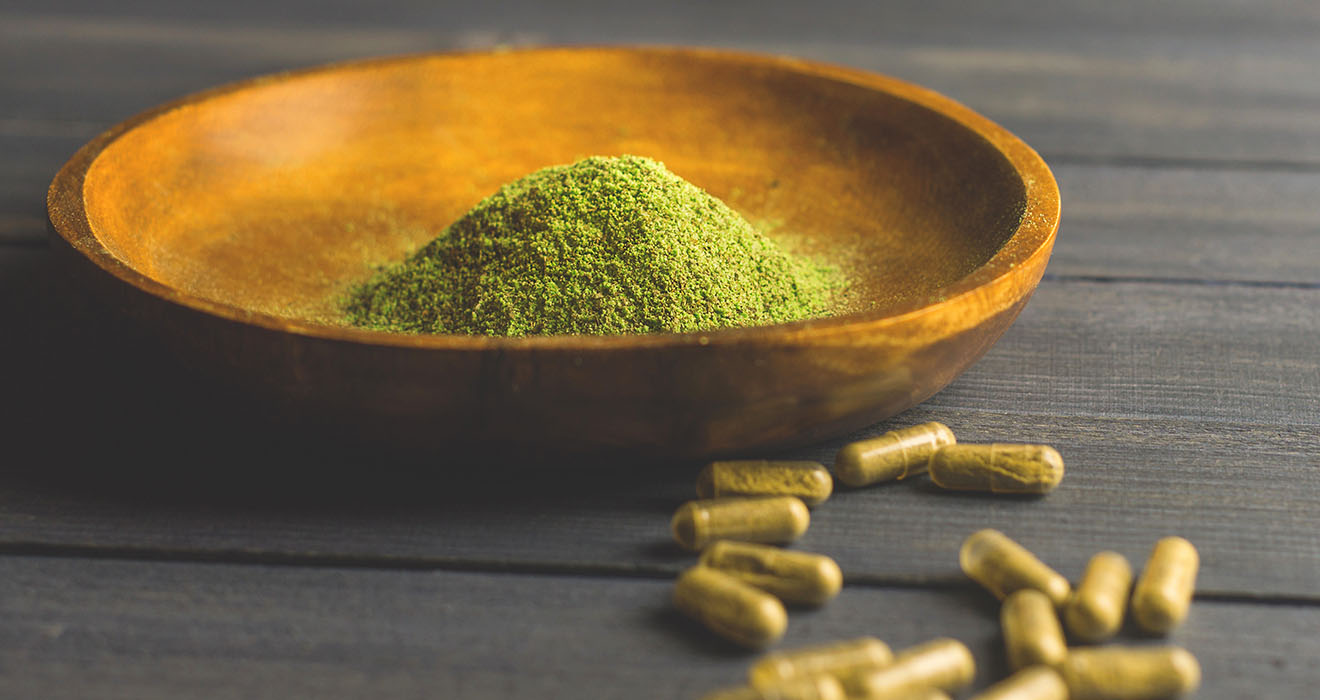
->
(2, 1, 1317, 697)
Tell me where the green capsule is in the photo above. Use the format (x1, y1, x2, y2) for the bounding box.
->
(960, 529, 1071, 607)
(697, 460, 833, 506)
(1065, 551, 1132, 642)
(834, 422, 956, 487)
(1002, 589, 1068, 670)
(701, 540, 842, 606)
(1131, 537, 1198, 635)
(671, 496, 810, 551)
(673, 566, 787, 648)
(1059, 646, 1200, 700)
(853, 638, 975, 698)
(929, 444, 1064, 494)
(749, 636, 893, 691)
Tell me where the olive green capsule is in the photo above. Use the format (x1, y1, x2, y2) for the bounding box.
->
(697, 460, 833, 506)
(1065, 551, 1133, 642)
(854, 638, 975, 698)
(748, 636, 893, 691)
(1131, 537, 1198, 634)
(671, 496, 810, 551)
(1059, 646, 1200, 700)
(1002, 589, 1068, 670)
(969, 666, 1068, 700)
(702, 675, 847, 700)
(673, 566, 787, 648)
(834, 422, 956, 487)
(700, 540, 843, 606)
(960, 529, 1072, 607)
(929, 444, 1064, 494)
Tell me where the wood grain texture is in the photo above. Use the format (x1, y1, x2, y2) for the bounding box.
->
(1, 555, 1316, 700)
(1, 1, 1318, 165)
(2, 246, 1316, 598)
(1050, 164, 1320, 285)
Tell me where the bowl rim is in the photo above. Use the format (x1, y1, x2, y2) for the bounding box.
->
(47, 45, 1060, 352)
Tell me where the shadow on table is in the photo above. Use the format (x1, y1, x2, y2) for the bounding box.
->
(1, 248, 697, 512)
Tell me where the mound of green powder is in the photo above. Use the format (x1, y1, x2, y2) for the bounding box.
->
(344, 155, 841, 336)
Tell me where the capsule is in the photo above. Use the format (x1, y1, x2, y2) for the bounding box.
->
(671, 496, 810, 551)
(1001, 589, 1068, 670)
(1058, 646, 1201, 700)
(702, 675, 847, 700)
(960, 529, 1071, 607)
(969, 666, 1068, 700)
(1065, 551, 1133, 642)
(1131, 537, 1198, 634)
(929, 444, 1064, 494)
(854, 638, 975, 698)
(673, 566, 787, 648)
(697, 460, 833, 506)
(701, 540, 843, 606)
(834, 422, 956, 487)
(749, 637, 893, 691)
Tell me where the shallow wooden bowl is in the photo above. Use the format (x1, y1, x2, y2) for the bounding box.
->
(48, 47, 1059, 459)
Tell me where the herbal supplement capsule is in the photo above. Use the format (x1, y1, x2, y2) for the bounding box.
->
(749, 636, 893, 690)
(929, 444, 1064, 494)
(855, 638, 975, 698)
(673, 566, 787, 648)
(834, 422, 956, 487)
(702, 675, 847, 700)
(697, 460, 833, 506)
(960, 529, 1072, 607)
(701, 540, 843, 606)
(1131, 537, 1199, 634)
(1001, 589, 1068, 670)
(1065, 551, 1133, 642)
(969, 666, 1068, 700)
(671, 496, 810, 551)
(1059, 646, 1201, 700)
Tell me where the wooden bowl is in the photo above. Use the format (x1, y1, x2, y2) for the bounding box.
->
(48, 47, 1059, 459)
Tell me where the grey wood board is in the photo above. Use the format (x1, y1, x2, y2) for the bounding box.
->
(1, 5, 1318, 165)
(0, 555, 1314, 699)
(1, 246, 1317, 598)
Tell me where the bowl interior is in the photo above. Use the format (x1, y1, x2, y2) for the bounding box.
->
(80, 49, 1027, 331)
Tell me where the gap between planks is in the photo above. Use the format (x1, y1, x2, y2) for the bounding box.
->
(3, 542, 1317, 608)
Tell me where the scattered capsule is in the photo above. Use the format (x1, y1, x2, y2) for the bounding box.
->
(697, 460, 833, 506)
(929, 444, 1064, 494)
(834, 422, 956, 487)
(1058, 646, 1201, 700)
(1002, 589, 1068, 670)
(969, 666, 1068, 700)
(854, 638, 975, 698)
(749, 636, 893, 691)
(673, 566, 787, 648)
(1131, 537, 1199, 635)
(1066, 551, 1133, 642)
(671, 496, 810, 551)
(960, 529, 1072, 607)
(701, 540, 843, 606)
(702, 675, 847, 700)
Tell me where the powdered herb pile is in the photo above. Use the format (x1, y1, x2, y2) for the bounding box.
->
(344, 155, 841, 336)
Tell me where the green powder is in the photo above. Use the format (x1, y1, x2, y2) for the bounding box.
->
(344, 155, 842, 336)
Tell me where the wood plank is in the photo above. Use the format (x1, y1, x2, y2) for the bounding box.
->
(1050, 164, 1320, 285)
(2, 246, 1318, 597)
(1, 5, 1318, 165)
(0, 555, 1314, 699)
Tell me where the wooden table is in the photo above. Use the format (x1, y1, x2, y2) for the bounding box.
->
(2, 2, 1317, 697)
